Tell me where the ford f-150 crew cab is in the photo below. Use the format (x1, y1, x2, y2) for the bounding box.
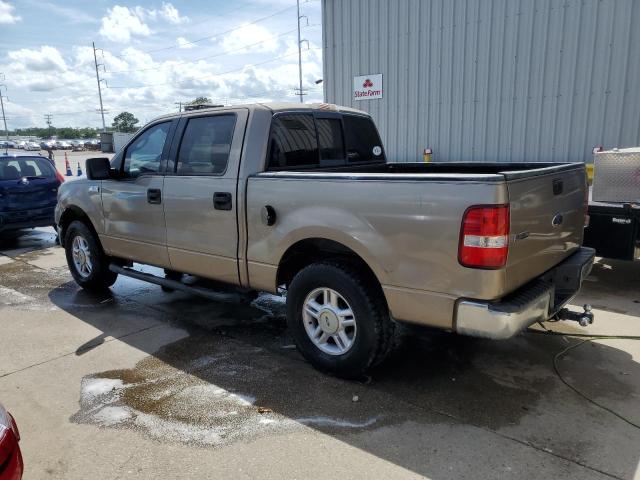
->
(55, 103, 595, 378)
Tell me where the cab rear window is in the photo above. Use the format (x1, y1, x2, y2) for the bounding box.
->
(0, 158, 55, 180)
(267, 113, 385, 170)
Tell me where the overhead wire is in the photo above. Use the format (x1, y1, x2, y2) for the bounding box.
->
(107, 47, 322, 89)
(110, 2, 315, 58)
(105, 25, 317, 74)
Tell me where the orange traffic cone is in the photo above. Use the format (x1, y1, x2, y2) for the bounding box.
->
(65, 152, 72, 176)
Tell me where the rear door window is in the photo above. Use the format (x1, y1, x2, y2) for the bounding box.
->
(343, 115, 385, 163)
(176, 115, 236, 175)
(268, 114, 318, 169)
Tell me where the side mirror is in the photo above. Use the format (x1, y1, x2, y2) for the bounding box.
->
(86, 157, 112, 180)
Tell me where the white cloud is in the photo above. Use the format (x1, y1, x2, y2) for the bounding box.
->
(134, 2, 187, 24)
(176, 37, 195, 49)
(0, 0, 20, 23)
(8, 46, 67, 72)
(157, 3, 188, 24)
(99, 5, 151, 43)
(221, 24, 279, 54)
(99, 3, 188, 43)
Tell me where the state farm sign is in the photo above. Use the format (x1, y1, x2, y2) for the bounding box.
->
(353, 73, 383, 101)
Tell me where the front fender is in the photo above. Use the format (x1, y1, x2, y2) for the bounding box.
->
(56, 179, 105, 236)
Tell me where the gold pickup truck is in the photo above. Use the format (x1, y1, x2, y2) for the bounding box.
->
(55, 103, 594, 377)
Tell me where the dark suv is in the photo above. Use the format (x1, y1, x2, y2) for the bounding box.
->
(0, 154, 64, 234)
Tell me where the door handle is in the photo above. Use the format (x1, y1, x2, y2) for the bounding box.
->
(213, 192, 232, 210)
(147, 188, 162, 204)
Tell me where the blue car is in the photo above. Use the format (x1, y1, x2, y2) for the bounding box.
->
(0, 154, 64, 234)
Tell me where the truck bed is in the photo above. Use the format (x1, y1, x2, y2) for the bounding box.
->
(247, 161, 586, 329)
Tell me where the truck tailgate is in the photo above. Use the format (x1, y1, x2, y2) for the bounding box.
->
(505, 165, 586, 292)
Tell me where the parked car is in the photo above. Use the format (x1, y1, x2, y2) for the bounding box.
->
(0, 403, 23, 480)
(70, 140, 85, 151)
(1, 154, 64, 234)
(24, 142, 40, 151)
(84, 139, 100, 151)
(15, 141, 27, 149)
(55, 103, 594, 378)
(54, 141, 72, 150)
(4, 141, 16, 149)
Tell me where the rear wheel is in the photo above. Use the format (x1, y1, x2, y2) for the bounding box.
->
(64, 220, 118, 291)
(286, 262, 394, 378)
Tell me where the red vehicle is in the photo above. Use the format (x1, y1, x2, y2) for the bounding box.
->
(0, 404, 22, 480)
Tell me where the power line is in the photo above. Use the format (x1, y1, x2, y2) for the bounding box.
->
(146, 0, 266, 37)
(108, 47, 321, 89)
(5, 86, 323, 121)
(106, 26, 312, 74)
(111, 2, 314, 59)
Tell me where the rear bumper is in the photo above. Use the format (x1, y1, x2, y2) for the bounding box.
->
(454, 247, 595, 339)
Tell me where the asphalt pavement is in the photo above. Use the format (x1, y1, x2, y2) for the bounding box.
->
(0, 228, 638, 479)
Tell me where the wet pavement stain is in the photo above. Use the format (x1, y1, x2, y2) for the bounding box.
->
(71, 332, 387, 447)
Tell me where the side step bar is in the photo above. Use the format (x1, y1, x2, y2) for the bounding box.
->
(109, 264, 252, 304)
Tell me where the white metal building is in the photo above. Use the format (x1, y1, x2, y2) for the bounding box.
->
(322, 0, 640, 163)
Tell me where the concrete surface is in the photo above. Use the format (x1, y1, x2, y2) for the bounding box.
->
(0, 228, 638, 479)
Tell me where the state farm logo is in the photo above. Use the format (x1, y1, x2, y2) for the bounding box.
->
(354, 73, 383, 101)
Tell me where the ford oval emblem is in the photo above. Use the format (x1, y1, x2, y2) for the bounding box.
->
(552, 213, 563, 227)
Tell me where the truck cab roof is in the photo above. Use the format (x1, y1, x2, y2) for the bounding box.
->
(151, 102, 370, 123)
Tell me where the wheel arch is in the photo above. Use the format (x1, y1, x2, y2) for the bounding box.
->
(58, 205, 100, 248)
(276, 237, 387, 304)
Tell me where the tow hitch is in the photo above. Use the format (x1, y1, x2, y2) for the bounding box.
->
(554, 304, 594, 327)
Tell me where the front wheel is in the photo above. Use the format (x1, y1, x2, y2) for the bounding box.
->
(286, 262, 394, 378)
(64, 220, 118, 291)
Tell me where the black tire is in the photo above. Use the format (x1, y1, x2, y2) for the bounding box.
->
(161, 269, 182, 292)
(286, 262, 394, 378)
(64, 220, 118, 291)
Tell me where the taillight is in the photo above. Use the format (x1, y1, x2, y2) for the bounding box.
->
(55, 169, 65, 183)
(459, 205, 510, 269)
(0, 403, 19, 441)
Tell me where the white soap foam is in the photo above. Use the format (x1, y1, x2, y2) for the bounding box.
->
(81, 378, 124, 399)
(93, 406, 132, 426)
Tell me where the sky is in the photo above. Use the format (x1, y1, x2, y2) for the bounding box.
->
(0, 0, 324, 129)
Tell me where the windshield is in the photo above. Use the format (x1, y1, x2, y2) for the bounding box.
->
(0, 157, 55, 180)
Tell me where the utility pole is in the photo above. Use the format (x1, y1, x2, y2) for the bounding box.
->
(0, 84, 8, 144)
(296, 0, 308, 103)
(44, 113, 53, 137)
(174, 101, 182, 113)
(93, 42, 107, 132)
